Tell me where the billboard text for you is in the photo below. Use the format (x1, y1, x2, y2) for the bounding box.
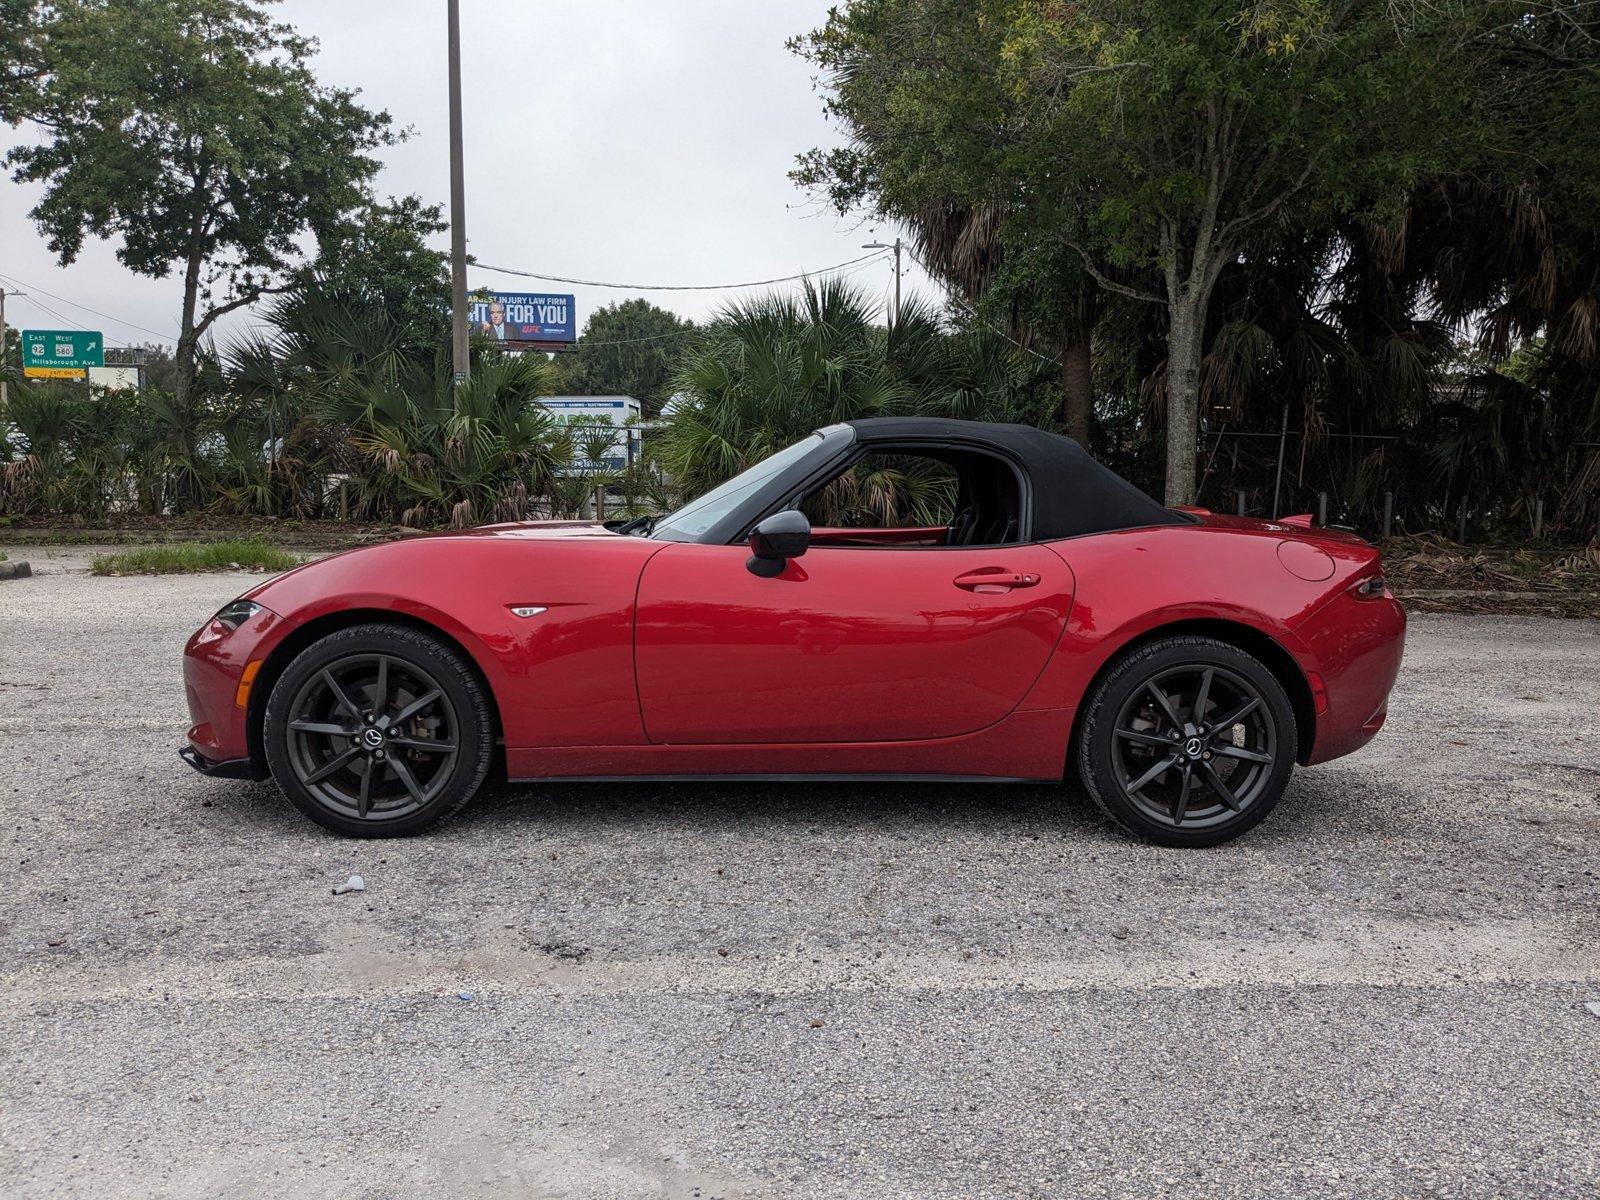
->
(470, 292, 576, 344)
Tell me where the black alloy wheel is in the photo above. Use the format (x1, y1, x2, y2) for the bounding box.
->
(1076, 636, 1297, 847)
(285, 653, 458, 819)
(264, 624, 494, 836)
(1111, 663, 1277, 829)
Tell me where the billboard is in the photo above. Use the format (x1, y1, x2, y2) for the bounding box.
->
(470, 292, 575, 344)
(88, 364, 142, 389)
(23, 329, 103, 378)
(540, 396, 641, 471)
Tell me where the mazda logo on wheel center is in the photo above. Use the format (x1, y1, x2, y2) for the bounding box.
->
(361, 728, 384, 749)
(1184, 737, 1205, 759)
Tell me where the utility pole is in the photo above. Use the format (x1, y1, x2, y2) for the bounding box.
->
(863, 237, 903, 323)
(447, 0, 470, 388)
(0, 287, 17, 411)
(891, 236, 901, 323)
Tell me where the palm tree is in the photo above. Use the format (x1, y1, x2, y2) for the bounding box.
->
(220, 279, 567, 526)
(909, 197, 1099, 447)
(657, 276, 1052, 524)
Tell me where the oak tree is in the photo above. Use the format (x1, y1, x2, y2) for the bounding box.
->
(797, 0, 1493, 502)
(555, 298, 695, 416)
(5, 0, 395, 489)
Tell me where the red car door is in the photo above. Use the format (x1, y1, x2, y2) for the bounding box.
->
(633, 543, 1075, 744)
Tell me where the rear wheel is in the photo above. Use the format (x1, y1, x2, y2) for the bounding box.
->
(1076, 636, 1297, 847)
(263, 624, 494, 837)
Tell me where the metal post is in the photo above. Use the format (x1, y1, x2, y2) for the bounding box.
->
(1382, 491, 1394, 540)
(1317, 491, 1328, 527)
(1235, 489, 1247, 516)
(267, 399, 275, 513)
(0, 287, 15, 412)
(447, 0, 470, 389)
(892, 236, 903, 323)
(1457, 497, 1468, 544)
(862, 237, 904, 324)
(1533, 497, 1544, 540)
(1270, 401, 1289, 519)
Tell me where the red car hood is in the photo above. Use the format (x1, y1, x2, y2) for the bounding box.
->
(236, 520, 626, 606)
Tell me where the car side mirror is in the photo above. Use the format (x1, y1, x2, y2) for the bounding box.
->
(746, 510, 810, 577)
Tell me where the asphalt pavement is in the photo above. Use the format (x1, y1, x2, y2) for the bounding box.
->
(2, 556, 1597, 1198)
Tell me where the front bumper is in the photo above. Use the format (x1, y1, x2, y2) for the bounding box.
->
(182, 602, 294, 772)
(178, 745, 269, 780)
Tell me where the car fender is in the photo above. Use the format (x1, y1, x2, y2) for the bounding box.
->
(1018, 528, 1331, 715)
(244, 532, 664, 748)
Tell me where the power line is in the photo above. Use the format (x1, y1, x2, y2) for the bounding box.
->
(9, 292, 89, 332)
(565, 327, 699, 349)
(1, 249, 896, 357)
(474, 250, 890, 292)
(524, 253, 896, 350)
(0, 271, 178, 342)
(901, 247, 1064, 369)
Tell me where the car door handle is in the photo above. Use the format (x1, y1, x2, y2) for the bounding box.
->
(953, 570, 1041, 593)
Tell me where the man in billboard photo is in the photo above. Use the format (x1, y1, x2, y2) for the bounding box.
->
(478, 299, 509, 341)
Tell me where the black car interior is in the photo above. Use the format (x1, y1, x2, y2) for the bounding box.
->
(941, 449, 1023, 546)
(801, 446, 1025, 547)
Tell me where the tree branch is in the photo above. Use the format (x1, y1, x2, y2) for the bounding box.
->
(1217, 158, 1317, 246)
(1070, 244, 1165, 305)
(1189, 98, 1225, 294)
(192, 284, 290, 340)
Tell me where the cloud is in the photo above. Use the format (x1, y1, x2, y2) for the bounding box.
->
(0, 0, 931, 349)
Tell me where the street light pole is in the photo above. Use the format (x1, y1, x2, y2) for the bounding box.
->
(447, 0, 470, 388)
(0, 288, 20, 411)
(862, 237, 903, 323)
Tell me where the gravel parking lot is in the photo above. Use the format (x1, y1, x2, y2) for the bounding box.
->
(2, 552, 1598, 1199)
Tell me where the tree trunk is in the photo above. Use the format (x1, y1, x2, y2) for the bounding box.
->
(173, 331, 197, 416)
(1164, 298, 1203, 506)
(170, 327, 200, 512)
(170, 228, 205, 512)
(1060, 330, 1092, 448)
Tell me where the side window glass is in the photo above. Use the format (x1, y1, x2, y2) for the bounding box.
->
(800, 449, 1023, 547)
(801, 452, 958, 529)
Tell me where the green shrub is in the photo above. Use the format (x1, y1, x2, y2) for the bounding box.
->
(90, 539, 298, 576)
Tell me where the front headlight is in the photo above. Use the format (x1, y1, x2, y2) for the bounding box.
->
(214, 599, 263, 630)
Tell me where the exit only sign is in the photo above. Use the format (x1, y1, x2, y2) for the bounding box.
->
(23, 329, 104, 378)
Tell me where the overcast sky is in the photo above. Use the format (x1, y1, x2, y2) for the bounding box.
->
(0, 0, 936, 350)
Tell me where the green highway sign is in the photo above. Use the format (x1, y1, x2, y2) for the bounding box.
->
(22, 328, 104, 378)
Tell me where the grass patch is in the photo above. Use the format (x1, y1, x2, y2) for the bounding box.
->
(91, 539, 299, 576)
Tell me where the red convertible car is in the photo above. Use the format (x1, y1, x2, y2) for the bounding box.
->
(181, 418, 1405, 846)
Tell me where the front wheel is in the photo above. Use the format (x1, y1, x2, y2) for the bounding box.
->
(263, 624, 495, 837)
(1076, 635, 1297, 847)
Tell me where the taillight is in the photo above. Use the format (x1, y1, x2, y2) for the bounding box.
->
(1352, 575, 1388, 600)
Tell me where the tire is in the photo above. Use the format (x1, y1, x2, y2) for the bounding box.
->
(1075, 635, 1297, 848)
(263, 623, 495, 837)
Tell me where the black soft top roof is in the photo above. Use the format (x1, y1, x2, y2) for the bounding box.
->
(845, 417, 1184, 540)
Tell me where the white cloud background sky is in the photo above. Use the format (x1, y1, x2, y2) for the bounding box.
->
(1, 0, 937, 350)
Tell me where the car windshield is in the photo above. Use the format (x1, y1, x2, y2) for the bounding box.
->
(651, 429, 840, 542)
